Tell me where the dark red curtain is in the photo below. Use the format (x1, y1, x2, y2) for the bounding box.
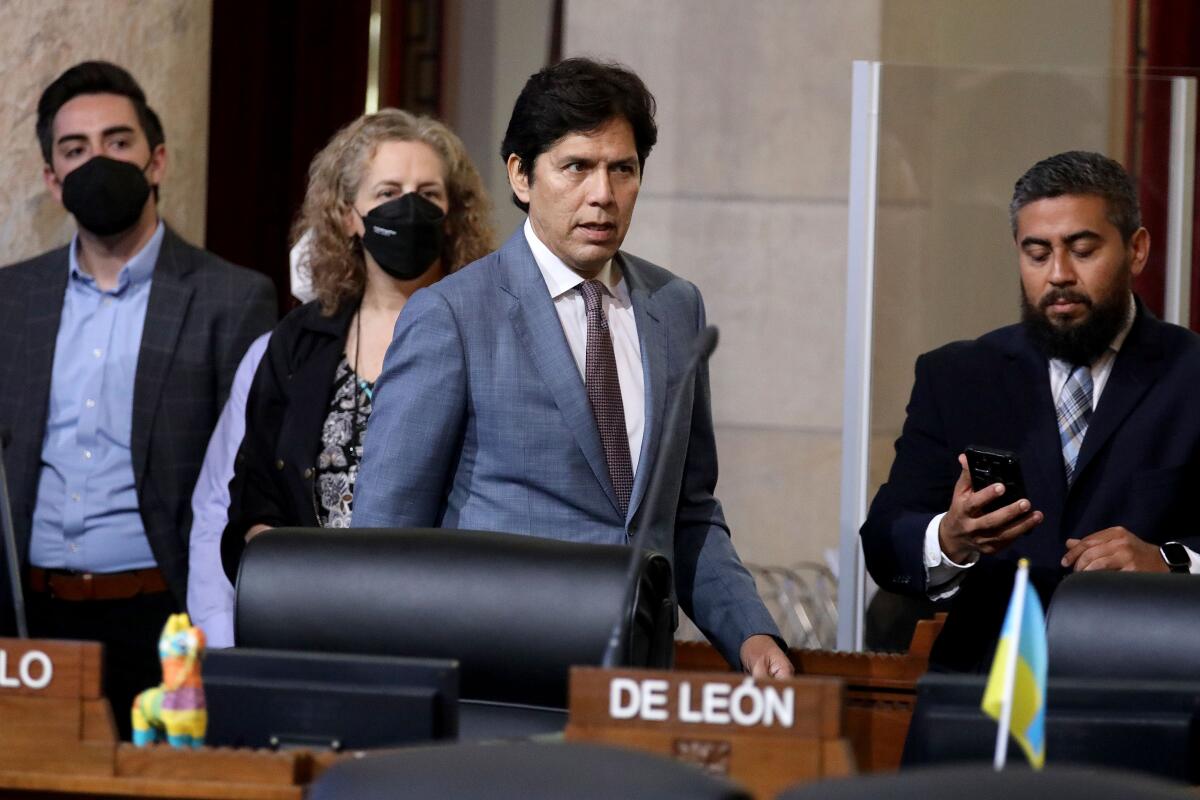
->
(205, 0, 373, 314)
(1129, 0, 1200, 328)
(205, 0, 444, 315)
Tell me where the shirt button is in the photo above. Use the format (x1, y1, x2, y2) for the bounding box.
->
(83, 450, 92, 459)
(68, 543, 78, 552)
(92, 348, 102, 358)
(303, 468, 314, 479)
(85, 398, 96, 408)
(102, 297, 113, 306)
(71, 493, 81, 502)
(275, 459, 285, 470)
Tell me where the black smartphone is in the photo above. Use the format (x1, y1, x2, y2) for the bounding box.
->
(964, 445, 1027, 514)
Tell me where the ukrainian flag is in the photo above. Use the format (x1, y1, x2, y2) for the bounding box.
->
(981, 558, 1047, 769)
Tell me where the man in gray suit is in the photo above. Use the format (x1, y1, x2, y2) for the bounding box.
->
(0, 61, 274, 736)
(353, 58, 790, 677)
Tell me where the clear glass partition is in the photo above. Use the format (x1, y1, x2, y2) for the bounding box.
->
(838, 63, 1196, 650)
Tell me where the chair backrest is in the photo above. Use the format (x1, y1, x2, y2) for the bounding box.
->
(234, 527, 674, 708)
(307, 741, 752, 800)
(1046, 572, 1200, 679)
(901, 672, 1200, 781)
(779, 765, 1193, 799)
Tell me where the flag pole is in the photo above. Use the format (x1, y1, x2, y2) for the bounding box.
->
(993, 558, 1030, 770)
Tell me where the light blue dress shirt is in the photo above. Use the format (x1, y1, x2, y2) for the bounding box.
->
(186, 332, 270, 647)
(29, 222, 165, 573)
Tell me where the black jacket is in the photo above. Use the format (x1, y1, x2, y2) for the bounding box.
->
(221, 300, 355, 582)
(0, 227, 276, 628)
(860, 300, 1200, 668)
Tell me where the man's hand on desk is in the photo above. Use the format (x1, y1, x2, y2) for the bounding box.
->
(1062, 527, 1168, 572)
(938, 454, 1044, 563)
(740, 634, 794, 679)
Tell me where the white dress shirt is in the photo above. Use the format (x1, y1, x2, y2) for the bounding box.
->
(524, 219, 645, 476)
(923, 294, 1198, 597)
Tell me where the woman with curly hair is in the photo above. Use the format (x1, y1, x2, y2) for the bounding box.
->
(219, 109, 494, 580)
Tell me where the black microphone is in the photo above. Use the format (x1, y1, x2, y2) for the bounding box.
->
(0, 426, 28, 637)
(600, 326, 719, 668)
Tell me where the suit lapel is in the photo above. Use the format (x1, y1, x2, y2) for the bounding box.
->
(624, 257, 666, 523)
(21, 250, 70, 540)
(131, 228, 194, 488)
(497, 231, 622, 514)
(1071, 307, 1163, 485)
(286, 305, 355, 471)
(25, 250, 70, 426)
(1002, 331, 1066, 510)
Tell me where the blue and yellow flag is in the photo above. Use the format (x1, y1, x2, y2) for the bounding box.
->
(981, 559, 1047, 769)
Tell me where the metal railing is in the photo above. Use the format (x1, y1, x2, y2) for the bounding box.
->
(674, 562, 839, 651)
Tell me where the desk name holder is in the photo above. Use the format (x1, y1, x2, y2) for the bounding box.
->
(0, 646, 53, 689)
(0, 637, 342, 799)
(0, 637, 116, 777)
(566, 667, 854, 800)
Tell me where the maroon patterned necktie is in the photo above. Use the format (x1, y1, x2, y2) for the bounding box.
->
(579, 279, 633, 515)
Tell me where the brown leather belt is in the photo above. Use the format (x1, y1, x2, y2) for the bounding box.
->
(27, 566, 168, 601)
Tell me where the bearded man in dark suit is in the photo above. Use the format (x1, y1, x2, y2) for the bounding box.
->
(861, 151, 1200, 669)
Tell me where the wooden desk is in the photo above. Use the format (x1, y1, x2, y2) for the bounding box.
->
(674, 616, 943, 772)
(0, 744, 352, 799)
(0, 638, 346, 799)
(0, 623, 942, 797)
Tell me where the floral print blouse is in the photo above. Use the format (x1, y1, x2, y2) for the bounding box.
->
(315, 357, 374, 528)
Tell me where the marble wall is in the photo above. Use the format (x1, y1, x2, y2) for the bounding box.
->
(562, 0, 1124, 578)
(869, 0, 1123, 486)
(0, 0, 212, 266)
(563, 0, 884, 570)
(443, 0, 557, 239)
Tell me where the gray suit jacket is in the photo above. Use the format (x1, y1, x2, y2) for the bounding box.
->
(352, 228, 780, 666)
(0, 226, 276, 629)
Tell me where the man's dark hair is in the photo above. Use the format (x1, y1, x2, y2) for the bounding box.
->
(36, 61, 165, 165)
(500, 57, 657, 212)
(1009, 151, 1141, 243)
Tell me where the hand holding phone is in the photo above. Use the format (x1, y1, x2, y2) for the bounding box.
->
(938, 447, 1042, 563)
(964, 445, 1027, 514)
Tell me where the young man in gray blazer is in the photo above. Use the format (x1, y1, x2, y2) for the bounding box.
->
(0, 61, 275, 736)
(354, 58, 790, 677)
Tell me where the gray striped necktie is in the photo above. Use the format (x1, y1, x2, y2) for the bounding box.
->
(1057, 364, 1094, 487)
(580, 279, 633, 514)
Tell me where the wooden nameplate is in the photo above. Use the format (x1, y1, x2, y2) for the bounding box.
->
(0, 637, 342, 799)
(0, 638, 116, 776)
(566, 666, 854, 800)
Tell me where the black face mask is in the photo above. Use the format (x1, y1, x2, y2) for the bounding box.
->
(61, 156, 154, 237)
(358, 192, 446, 280)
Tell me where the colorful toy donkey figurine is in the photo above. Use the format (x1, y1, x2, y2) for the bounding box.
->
(131, 613, 207, 747)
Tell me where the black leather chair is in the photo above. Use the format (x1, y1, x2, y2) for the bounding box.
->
(1046, 571, 1200, 679)
(233, 528, 674, 709)
(904, 572, 1200, 781)
(306, 741, 751, 800)
(778, 765, 1193, 799)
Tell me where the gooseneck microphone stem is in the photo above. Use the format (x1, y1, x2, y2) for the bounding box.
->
(0, 428, 28, 638)
(600, 327, 719, 669)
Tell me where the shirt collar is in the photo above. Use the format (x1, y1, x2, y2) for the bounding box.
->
(523, 218, 629, 304)
(68, 220, 165, 294)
